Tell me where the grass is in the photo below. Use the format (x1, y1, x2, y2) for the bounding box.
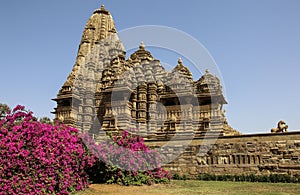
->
(75, 180, 300, 195)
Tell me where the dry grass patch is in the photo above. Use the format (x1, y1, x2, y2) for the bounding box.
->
(76, 180, 300, 195)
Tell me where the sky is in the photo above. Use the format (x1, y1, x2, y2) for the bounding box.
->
(1, 0, 300, 134)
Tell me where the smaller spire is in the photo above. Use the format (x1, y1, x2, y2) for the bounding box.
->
(139, 41, 145, 50)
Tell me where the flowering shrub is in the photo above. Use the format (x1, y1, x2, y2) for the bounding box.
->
(85, 130, 170, 185)
(0, 105, 96, 194)
(0, 105, 170, 193)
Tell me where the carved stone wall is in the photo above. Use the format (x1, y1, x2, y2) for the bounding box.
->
(146, 132, 300, 177)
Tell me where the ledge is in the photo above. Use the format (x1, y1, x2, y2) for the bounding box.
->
(145, 131, 300, 143)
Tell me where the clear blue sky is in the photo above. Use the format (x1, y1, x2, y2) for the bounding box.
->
(1, 0, 300, 134)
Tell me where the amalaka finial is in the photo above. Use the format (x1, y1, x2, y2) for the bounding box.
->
(139, 41, 145, 49)
(205, 69, 210, 74)
(100, 4, 108, 11)
(178, 58, 183, 64)
(94, 4, 109, 14)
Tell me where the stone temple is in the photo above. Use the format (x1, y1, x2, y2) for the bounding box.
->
(52, 5, 239, 140)
(52, 5, 300, 178)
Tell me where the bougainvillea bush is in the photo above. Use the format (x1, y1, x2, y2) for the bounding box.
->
(0, 105, 96, 194)
(84, 130, 170, 186)
(0, 105, 170, 193)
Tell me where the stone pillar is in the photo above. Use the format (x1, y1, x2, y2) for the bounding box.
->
(131, 90, 137, 128)
(182, 104, 194, 138)
(137, 83, 147, 135)
(81, 98, 92, 133)
(147, 82, 157, 139)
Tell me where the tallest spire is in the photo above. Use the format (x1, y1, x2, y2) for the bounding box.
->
(57, 4, 124, 89)
(82, 4, 116, 43)
(53, 4, 125, 129)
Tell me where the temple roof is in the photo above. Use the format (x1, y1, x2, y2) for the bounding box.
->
(172, 58, 193, 82)
(129, 42, 154, 61)
(196, 69, 223, 95)
(197, 69, 221, 84)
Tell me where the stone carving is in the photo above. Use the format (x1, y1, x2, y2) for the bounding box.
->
(196, 156, 207, 165)
(149, 132, 300, 178)
(271, 120, 288, 133)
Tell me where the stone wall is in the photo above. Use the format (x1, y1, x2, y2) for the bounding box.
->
(145, 132, 300, 178)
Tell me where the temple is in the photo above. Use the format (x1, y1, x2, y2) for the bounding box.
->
(52, 5, 239, 140)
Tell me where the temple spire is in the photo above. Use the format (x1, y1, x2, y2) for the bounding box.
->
(172, 58, 193, 82)
(62, 4, 122, 88)
(53, 5, 125, 128)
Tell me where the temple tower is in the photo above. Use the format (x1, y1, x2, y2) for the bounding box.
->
(53, 5, 240, 138)
(52, 5, 125, 132)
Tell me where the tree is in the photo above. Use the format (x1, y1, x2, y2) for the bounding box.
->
(39, 116, 53, 124)
(0, 103, 10, 119)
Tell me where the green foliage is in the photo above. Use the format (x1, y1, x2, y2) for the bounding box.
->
(172, 173, 180, 180)
(0, 103, 10, 119)
(39, 117, 54, 125)
(197, 173, 300, 183)
(172, 173, 187, 181)
(107, 171, 152, 186)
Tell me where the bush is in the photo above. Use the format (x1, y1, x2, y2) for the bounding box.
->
(172, 173, 187, 180)
(216, 174, 233, 181)
(0, 105, 170, 193)
(172, 173, 181, 180)
(0, 105, 96, 194)
(84, 130, 170, 185)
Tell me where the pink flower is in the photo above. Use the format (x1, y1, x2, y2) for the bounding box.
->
(12, 105, 25, 112)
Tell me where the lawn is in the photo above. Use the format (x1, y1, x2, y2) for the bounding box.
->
(76, 180, 300, 195)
